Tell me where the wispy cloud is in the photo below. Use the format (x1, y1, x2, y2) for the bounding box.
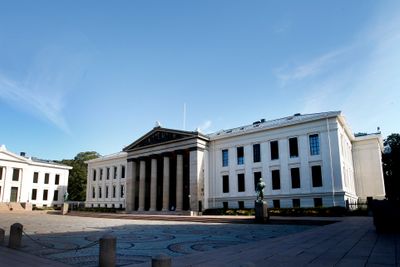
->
(197, 120, 212, 133)
(276, 47, 348, 85)
(0, 34, 92, 133)
(276, 4, 400, 135)
(0, 73, 70, 132)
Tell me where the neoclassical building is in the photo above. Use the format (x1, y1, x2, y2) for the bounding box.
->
(85, 111, 385, 213)
(0, 145, 71, 209)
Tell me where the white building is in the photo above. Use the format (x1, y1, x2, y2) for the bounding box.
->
(85, 111, 385, 212)
(0, 145, 71, 209)
(85, 152, 127, 208)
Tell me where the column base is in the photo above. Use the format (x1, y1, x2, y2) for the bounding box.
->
(137, 208, 145, 212)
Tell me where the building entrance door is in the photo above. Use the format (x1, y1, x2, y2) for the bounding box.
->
(10, 187, 18, 202)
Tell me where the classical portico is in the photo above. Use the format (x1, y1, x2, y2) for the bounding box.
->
(123, 126, 208, 214)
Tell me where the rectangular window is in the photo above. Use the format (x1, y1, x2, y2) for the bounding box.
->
(253, 171, 262, 190)
(92, 187, 96, 199)
(273, 199, 280, 208)
(237, 147, 244, 165)
(43, 189, 48, 201)
(223, 202, 228, 210)
(55, 174, 60, 185)
(113, 185, 116, 198)
(100, 169, 103, 180)
(291, 168, 301, 189)
(312, 165, 323, 187)
(44, 173, 49, 184)
(53, 190, 59, 201)
(106, 186, 109, 198)
(93, 169, 97, 181)
(253, 144, 261, 163)
(289, 137, 299, 158)
(272, 170, 280, 190)
(0, 167, 3, 180)
(121, 165, 126, 178)
(222, 149, 229, 167)
(31, 189, 37, 200)
(314, 198, 323, 207)
(120, 185, 124, 198)
(238, 173, 245, 192)
(12, 168, 20, 181)
(99, 187, 102, 198)
(114, 166, 117, 179)
(33, 172, 39, 183)
(106, 168, 110, 180)
(270, 141, 279, 160)
(292, 199, 300, 208)
(222, 175, 229, 193)
(238, 201, 245, 209)
(309, 134, 320, 155)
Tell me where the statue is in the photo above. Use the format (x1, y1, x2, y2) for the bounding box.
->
(64, 191, 69, 202)
(255, 178, 266, 202)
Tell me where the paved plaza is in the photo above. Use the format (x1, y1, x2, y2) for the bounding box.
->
(0, 212, 399, 266)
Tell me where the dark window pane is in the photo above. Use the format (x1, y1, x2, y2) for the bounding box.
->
(120, 185, 124, 198)
(309, 134, 320, 155)
(43, 190, 48, 201)
(113, 186, 116, 198)
(44, 173, 49, 184)
(92, 187, 96, 198)
(253, 144, 261, 162)
(312, 166, 323, 187)
(292, 199, 300, 208)
(289, 137, 299, 157)
(121, 165, 126, 178)
(107, 168, 110, 180)
(291, 168, 301, 188)
(55, 174, 60, 185)
(53, 190, 59, 201)
(114, 167, 117, 179)
(33, 172, 39, 183)
(223, 202, 228, 209)
(238, 201, 245, 209)
(31, 189, 37, 200)
(237, 147, 244, 165)
(238, 173, 245, 192)
(253, 171, 262, 190)
(12, 169, 20, 181)
(314, 198, 323, 207)
(222, 175, 229, 193)
(272, 170, 280, 190)
(93, 169, 96, 181)
(273, 199, 280, 208)
(106, 186, 109, 198)
(222, 149, 229, 167)
(270, 141, 279, 160)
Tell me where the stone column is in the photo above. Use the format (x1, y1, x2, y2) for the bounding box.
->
(189, 149, 204, 214)
(176, 154, 183, 211)
(162, 156, 170, 211)
(150, 158, 157, 211)
(126, 161, 136, 212)
(138, 160, 146, 211)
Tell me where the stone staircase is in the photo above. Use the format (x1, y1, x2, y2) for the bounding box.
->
(8, 203, 25, 211)
(0, 203, 10, 212)
(0, 203, 27, 212)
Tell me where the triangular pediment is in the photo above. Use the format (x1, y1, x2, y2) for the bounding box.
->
(0, 149, 29, 163)
(123, 127, 204, 151)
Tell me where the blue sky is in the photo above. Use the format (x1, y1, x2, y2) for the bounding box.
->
(1, 1, 399, 160)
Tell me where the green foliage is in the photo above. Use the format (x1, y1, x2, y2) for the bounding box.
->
(383, 133, 400, 200)
(60, 151, 100, 201)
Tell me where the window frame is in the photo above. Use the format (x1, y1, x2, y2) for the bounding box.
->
(289, 137, 299, 158)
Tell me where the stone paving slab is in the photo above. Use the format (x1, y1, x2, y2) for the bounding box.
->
(0, 213, 399, 267)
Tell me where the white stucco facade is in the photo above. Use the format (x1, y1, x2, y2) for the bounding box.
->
(85, 152, 127, 208)
(0, 145, 71, 208)
(85, 111, 385, 211)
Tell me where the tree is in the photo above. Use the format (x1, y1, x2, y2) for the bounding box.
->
(382, 133, 400, 200)
(61, 151, 100, 201)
